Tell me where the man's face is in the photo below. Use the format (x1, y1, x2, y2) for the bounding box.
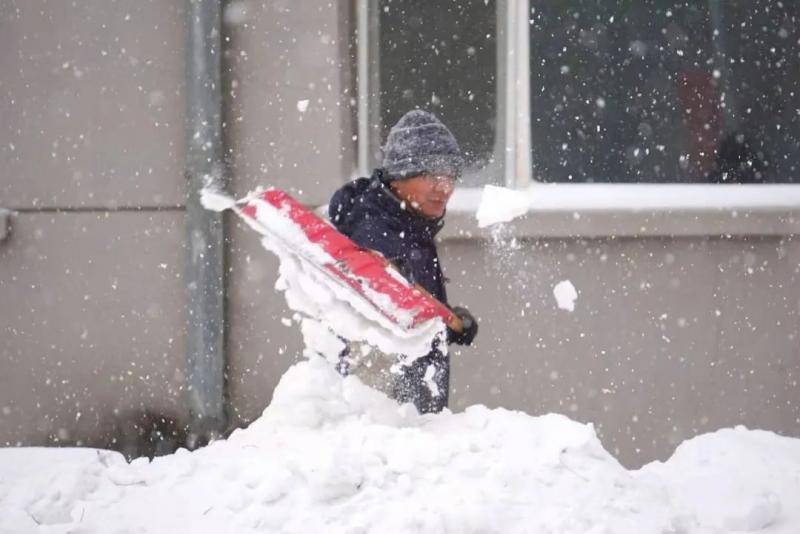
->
(390, 174, 456, 219)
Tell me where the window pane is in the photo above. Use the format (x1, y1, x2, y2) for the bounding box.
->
(529, 1, 800, 183)
(378, 0, 499, 185)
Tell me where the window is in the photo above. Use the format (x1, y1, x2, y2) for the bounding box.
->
(364, 1, 799, 187)
(529, 1, 800, 183)
(374, 0, 500, 186)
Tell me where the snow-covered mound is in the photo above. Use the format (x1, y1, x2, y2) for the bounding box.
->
(1, 357, 799, 534)
(640, 427, 800, 532)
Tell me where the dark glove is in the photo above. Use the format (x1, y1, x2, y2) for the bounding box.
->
(448, 306, 478, 346)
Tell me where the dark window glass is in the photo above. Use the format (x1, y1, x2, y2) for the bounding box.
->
(529, 1, 800, 183)
(379, 0, 499, 184)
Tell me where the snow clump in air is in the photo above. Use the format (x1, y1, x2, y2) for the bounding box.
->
(553, 279, 578, 312)
(476, 184, 530, 227)
(199, 188, 237, 212)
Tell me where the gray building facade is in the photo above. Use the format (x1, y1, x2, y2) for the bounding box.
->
(1, 0, 799, 467)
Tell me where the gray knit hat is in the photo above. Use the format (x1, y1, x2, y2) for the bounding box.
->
(382, 110, 464, 181)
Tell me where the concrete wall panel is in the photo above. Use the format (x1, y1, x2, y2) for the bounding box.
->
(223, 0, 355, 205)
(442, 235, 800, 467)
(0, 1, 186, 209)
(0, 211, 187, 448)
(711, 237, 800, 430)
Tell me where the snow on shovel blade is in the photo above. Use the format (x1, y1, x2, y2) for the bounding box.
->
(235, 188, 457, 332)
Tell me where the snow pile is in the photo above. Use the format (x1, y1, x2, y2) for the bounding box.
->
(2, 358, 800, 533)
(475, 185, 531, 227)
(553, 279, 579, 312)
(640, 427, 800, 532)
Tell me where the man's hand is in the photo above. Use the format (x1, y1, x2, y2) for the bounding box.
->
(448, 306, 478, 346)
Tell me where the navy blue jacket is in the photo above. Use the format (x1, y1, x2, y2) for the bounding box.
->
(328, 169, 448, 305)
(329, 169, 456, 413)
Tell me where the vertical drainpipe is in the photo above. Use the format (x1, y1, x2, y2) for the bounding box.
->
(184, 0, 227, 446)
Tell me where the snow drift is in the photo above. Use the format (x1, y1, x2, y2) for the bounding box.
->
(1, 357, 799, 533)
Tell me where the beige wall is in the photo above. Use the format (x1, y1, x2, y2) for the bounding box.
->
(444, 235, 800, 465)
(1, 1, 798, 469)
(0, 211, 187, 449)
(223, 0, 356, 204)
(0, 0, 186, 209)
(0, 0, 188, 453)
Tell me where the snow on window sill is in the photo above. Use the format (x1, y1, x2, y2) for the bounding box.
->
(442, 183, 800, 239)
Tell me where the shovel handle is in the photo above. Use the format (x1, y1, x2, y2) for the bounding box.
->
(446, 307, 464, 333)
(412, 283, 463, 333)
(379, 257, 463, 333)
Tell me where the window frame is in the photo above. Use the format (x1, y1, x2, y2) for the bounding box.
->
(357, 0, 508, 185)
(357, 0, 800, 237)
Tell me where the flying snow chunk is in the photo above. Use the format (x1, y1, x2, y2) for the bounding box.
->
(553, 280, 578, 312)
(200, 188, 236, 212)
(476, 185, 530, 228)
(296, 99, 310, 113)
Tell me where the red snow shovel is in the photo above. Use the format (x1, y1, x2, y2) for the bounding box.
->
(233, 188, 463, 334)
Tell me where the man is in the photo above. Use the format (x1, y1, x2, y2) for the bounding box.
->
(328, 110, 478, 413)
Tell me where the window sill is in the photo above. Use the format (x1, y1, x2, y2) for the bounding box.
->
(442, 184, 800, 239)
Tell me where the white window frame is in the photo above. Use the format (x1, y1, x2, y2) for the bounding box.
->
(357, 0, 800, 238)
